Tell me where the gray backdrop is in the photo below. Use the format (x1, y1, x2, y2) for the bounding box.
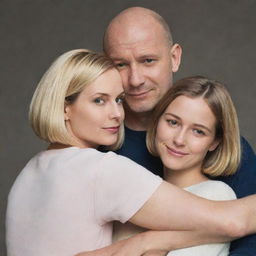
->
(1, 0, 255, 254)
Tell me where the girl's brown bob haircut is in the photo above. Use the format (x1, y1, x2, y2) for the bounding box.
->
(146, 76, 241, 176)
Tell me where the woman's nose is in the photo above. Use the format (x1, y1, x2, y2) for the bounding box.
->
(109, 103, 123, 120)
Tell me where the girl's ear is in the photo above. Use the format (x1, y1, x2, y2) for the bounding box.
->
(209, 139, 220, 152)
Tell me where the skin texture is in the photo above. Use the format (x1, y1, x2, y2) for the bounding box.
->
(156, 96, 219, 188)
(64, 69, 124, 148)
(104, 7, 182, 130)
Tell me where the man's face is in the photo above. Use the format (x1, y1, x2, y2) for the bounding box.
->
(105, 23, 181, 114)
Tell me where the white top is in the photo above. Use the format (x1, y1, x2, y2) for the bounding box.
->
(113, 180, 236, 256)
(167, 180, 237, 256)
(6, 147, 162, 256)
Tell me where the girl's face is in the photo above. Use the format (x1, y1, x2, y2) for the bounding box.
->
(156, 95, 219, 174)
(64, 69, 125, 148)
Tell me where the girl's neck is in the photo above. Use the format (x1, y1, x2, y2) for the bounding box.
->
(164, 166, 209, 188)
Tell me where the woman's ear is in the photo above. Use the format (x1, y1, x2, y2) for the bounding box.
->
(64, 105, 70, 121)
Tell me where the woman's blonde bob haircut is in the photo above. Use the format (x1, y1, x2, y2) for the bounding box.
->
(29, 49, 124, 150)
(147, 76, 241, 177)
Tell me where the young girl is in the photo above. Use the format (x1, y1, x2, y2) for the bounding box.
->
(113, 76, 240, 255)
(5, 50, 256, 256)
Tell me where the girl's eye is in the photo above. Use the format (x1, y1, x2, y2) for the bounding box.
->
(94, 98, 105, 104)
(193, 129, 205, 136)
(167, 119, 178, 126)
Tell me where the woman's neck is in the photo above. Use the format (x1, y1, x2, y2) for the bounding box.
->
(164, 166, 209, 188)
(47, 143, 71, 150)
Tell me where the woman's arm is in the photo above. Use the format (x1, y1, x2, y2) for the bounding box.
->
(130, 181, 252, 239)
(74, 181, 256, 256)
(74, 228, 230, 256)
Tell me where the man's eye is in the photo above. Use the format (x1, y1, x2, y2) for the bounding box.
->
(94, 98, 104, 104)
(144, 59, 154, 64)
(115, 63, 126, 68)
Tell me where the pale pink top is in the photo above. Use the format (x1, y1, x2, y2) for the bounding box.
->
(6, 147, 162, 256)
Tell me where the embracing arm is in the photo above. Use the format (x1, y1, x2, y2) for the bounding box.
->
(129, 181, 253, 239)
(75, 228, 232, 256)
(75, 180, 256, 256)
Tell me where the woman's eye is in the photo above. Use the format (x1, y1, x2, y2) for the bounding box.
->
(116, 97, 124, 104)
(94, 98, 105, 104)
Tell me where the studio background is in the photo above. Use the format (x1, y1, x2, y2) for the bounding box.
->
(1, 0, 255, 254)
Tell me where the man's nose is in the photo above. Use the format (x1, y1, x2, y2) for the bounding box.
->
(128, 64, 145, 87)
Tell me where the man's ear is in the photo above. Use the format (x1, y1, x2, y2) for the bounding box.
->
(170, 43, 182, 73)
(209, 139, 220, 152)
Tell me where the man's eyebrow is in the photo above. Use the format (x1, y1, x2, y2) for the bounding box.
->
(139, 54, 158, 59)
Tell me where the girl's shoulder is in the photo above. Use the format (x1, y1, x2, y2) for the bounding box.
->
(185, 180, 237, 201)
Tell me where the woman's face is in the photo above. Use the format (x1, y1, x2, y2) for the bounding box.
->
(65, 69, 125, 148)
(156, 95, 219, 173)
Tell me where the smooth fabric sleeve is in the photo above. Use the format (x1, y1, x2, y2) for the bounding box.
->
(94, 152, 163, 224)
(217, 137, 256, 256)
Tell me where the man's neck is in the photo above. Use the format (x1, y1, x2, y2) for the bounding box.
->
(124, 108, 152, 131)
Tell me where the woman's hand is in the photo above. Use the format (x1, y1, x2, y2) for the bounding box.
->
(75, 232, 149, 256)
(142, 250, 168, 256)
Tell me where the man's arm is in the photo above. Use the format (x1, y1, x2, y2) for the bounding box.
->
(217, 137, 256, 256)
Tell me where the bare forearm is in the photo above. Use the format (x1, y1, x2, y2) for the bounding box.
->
(130, 182, 256, 240)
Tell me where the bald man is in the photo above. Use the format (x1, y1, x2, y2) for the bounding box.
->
(102, 7, 256, 256)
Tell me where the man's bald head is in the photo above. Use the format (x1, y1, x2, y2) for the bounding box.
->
(103, 7, 173, 53)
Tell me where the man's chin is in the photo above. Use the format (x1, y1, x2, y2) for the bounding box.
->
(124, 101, 156, 114)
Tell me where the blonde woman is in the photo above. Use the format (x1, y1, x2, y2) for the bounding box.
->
(5, 50, 256, 256)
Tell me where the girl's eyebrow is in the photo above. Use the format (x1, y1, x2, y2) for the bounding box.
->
(164, 112, 213, 133)
(164, 112, 181, 120)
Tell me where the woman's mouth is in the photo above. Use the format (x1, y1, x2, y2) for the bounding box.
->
(103, 126, 120, 133)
